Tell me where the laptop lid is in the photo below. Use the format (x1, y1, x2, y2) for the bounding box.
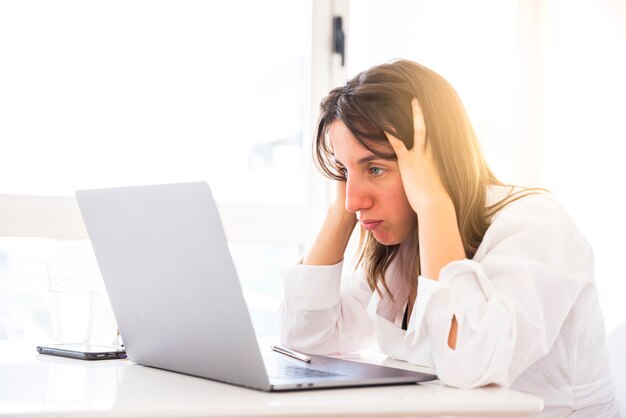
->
(77, 182, 270, 390)
(76, 182, 436, 391)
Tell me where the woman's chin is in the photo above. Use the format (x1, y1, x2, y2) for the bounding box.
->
(371, 231, 401, 246)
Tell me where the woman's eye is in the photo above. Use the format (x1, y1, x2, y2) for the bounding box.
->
(369, 167, 384, 176)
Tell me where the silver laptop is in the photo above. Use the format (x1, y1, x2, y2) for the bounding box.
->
(76, 182, 436, 391)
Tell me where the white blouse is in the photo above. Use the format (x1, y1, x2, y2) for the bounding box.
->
(278, 187, 618, 417)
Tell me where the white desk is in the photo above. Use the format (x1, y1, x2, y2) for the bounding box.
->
(1, 341, 543, 417)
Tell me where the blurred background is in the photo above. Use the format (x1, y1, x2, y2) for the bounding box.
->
(1, 0, 625, 343)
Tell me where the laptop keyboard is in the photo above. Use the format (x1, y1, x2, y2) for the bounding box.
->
(264, 357, 346, 379)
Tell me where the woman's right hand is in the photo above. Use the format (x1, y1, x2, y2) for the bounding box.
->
(302, 180, 357, 266)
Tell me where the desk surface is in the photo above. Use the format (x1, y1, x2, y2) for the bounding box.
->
(1, 341, 543, 417)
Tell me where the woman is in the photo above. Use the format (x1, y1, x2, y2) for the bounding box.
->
(278, 60, 618, 416)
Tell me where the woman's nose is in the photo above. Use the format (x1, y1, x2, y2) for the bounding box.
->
(345, 177, 373, 213)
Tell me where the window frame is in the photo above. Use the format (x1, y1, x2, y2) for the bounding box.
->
(0, 0, 349, 247)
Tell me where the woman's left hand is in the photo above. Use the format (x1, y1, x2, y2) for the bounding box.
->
(385, 98, 450, 213)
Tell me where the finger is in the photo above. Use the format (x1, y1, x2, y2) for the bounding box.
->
(411, 98, 427, 150)
(384, 131, 409, 157)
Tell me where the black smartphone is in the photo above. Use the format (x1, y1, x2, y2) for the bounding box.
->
(37, 343, 127, 360)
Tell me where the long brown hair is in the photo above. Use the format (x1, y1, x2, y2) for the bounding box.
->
(314, 60, 540, 301)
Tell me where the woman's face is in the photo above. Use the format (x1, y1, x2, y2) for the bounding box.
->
(330, 120, 417, 245)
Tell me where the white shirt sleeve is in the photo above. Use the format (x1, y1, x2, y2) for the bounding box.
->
(278, 260, 376, 354)
(405, 194, 591, 388)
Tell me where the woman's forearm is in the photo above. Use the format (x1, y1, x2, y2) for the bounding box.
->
(302, 208, 357, 266)
(417, 196, 465, 349)
(417, 197, 465, 280)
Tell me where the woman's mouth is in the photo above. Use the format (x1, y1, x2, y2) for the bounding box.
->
(360, 220, 382, 231)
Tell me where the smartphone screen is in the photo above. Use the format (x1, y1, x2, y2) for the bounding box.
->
(37, 343, 127, 360)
